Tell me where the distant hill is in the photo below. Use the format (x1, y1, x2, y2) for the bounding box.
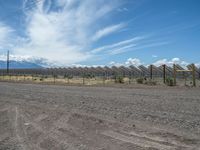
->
(0, 60, 43, 69)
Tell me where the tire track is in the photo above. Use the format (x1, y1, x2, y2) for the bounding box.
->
(14, 106, 27, 150)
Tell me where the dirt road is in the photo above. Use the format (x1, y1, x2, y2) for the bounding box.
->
(0, 82, 200, 150)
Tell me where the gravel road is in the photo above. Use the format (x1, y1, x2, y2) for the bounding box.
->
(0, 82, 200, 150)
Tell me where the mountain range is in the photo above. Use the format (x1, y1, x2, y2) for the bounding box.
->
(0, 60, 43, 69)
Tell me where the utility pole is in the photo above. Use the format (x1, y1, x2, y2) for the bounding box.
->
(7, 50, 9, 74)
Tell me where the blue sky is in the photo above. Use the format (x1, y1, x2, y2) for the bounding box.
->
(0, 0, 199, 67)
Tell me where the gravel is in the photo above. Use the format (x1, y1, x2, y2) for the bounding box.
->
(0, 82, 200, 150)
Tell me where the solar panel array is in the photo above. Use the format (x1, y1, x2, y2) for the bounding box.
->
(0, 64, 199, 79)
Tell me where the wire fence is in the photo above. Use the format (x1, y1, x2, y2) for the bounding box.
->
(0, 64, 199, 87)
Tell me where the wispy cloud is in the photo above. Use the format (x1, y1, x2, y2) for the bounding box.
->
(0, 23, 13, 49)
(107, 41, 169, 55)
(1, 0, 193, 67)
(92, 23, 126, 41)
(91, 36, 146, 54)
(91, 32, 169, 56)
(108, 44, 137, 55)
(152, 55, 158, 58)
(117, 7, 129, 12)
(152, 22, 200, 38)
(7, 0, 122, 65)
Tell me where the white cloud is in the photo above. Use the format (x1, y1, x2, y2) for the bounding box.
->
(153, 58, 189, 67)
(0, 54, 32, 61)
(8, 0, 121, 66)
(91, 36, 145, 54)
(109, 57, 195, 68)
(0, 23, 13, 49)
(117, 7, 128, 12)
(91, 38, 168, 56)
(152, 55, 158, 58)
(71, 63, 105, 68)
(108, 44, 137, 55)
(108, 41, 168, 55)
(195, 63, 200, 68)
(92, 23, 126, 41)
(1, 0, 192, 68)
(0, 54, 52, 66)
(109, 58, 142, 66)
(109, 61, 123, 67)
(153, 59, 168, 66)
(125, 58, 142, 66)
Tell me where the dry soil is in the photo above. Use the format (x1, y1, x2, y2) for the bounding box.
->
(0, 82, 200, 150)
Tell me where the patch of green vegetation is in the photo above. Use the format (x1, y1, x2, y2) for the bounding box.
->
(115, 76, 124, 84)
(145, 80, 157, 86)
(166, 77, 174, 86)
(136, 78, 144, 84)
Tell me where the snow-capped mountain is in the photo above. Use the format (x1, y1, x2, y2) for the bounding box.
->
(0, 55, 52, 69)
(0, 60, 43, 69)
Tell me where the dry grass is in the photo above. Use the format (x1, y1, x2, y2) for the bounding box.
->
(0, 75, 199, 87)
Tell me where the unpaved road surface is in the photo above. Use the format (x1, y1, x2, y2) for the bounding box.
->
(0, 82, 200, 150)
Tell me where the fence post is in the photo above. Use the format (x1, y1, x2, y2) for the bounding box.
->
(82, 72, 85, 85)
(163, 64, 166, 84)
(150, 65, 153, 80)
(192, 64, 196, 87)
(129, 72, 131, 84)
(173, 64, 176, 86)
(53, 75, 56, 84)
(103, 73, 106, 85)
(68, 77, 70, 84)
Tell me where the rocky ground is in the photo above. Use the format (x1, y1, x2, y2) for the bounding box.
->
(0, 82, 200, 150)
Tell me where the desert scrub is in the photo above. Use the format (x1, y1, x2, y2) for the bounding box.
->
(64, 74, 73, 79)
(166, 77, 174, 86)
(136, 78, 144, 84)
(83, 74, 95, 79)
(115, 76, 124, 84)
(145, 80, 157, 86)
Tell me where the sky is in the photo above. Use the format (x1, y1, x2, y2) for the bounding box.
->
(0, 0, 199, 67)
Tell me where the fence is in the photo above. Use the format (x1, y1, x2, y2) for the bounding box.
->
(0, 64, 199, 86)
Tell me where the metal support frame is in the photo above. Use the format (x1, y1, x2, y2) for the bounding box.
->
(174, 64, 196, 87)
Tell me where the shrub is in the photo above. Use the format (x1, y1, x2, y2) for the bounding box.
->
(82, 74, 95, 79)
(64, 74, 73, 79)
(53, 74, 58, 78)
(166, 77, 174, 86)
(115, 76, 124, 84)
(145, 80, 157, 86)
(136, 78, 144, 84)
